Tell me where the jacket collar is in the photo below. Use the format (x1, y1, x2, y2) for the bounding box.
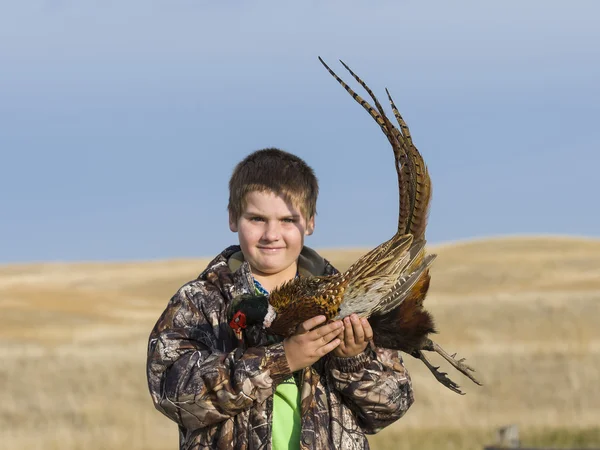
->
(225, 245, 329, 277)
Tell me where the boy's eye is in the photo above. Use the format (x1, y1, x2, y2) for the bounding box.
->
(249, 217, 265, 222)
(282, 218, 296, 223)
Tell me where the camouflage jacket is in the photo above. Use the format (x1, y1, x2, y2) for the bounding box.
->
(147, 246, 414, 450)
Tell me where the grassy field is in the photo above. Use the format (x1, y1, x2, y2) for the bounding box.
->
(1, 236, 599, 449)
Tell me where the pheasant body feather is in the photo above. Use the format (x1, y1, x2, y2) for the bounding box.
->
(267, 275, 345, 336)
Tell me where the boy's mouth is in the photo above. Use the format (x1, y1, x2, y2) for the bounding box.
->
(257, 246, 284, 253)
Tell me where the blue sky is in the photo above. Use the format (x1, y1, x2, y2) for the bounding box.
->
(1, 1, 599, 263)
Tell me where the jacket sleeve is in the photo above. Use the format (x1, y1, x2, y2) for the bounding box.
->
(326, 346, 414, 434)
(146, 283, 292, 431)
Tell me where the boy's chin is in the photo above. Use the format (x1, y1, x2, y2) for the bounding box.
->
(252, 263, 287, 275)
(250, 258, 297, 277)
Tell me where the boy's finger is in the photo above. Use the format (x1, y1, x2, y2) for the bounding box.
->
(312, 320, 343, 339)
(298, 315, 327, 333)
(320, 325, 344, 344)
(318, 338, 341, 356)
(361, 317, 374, 341)
(351, 314, 365, 343)
(344, 317, 355, 345)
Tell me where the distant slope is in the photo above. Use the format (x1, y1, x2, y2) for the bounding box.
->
(427, 235, 600, 294)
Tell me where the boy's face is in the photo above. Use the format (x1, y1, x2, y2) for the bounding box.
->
(229, 190, 315, 279)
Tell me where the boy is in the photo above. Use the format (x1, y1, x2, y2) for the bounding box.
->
(147, 148, 414, 449)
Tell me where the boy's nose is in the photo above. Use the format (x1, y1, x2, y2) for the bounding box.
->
(262, 221, 280, 241)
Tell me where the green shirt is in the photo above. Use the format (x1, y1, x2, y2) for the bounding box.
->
(272, 376, 301, 450)
(253, 279, 301, 450)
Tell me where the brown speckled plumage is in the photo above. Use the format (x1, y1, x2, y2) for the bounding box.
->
(268, 275, 345, 336)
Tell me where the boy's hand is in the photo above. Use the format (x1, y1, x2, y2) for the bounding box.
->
(283, 316, 343, 373)
(332, 314, 373, 358)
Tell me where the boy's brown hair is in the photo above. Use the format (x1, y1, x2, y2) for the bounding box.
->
(228, 148, 319, 222)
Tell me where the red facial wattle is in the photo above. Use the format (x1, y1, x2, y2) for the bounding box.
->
(230, 311, 247, 330)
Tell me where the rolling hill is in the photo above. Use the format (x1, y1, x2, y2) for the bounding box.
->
(1, 236, 599, 449)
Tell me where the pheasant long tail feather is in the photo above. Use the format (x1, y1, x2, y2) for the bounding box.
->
(318, 57, 392, 139)
(338, 60, 399, 141)
(319, 57, 433, 239)
(336, 60, 420, 236)
(385, 89, 432, 241)
(318, 57, 412, 235)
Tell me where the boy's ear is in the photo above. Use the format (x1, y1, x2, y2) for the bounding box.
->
(229, 211, 238, 232)
(305, 216, 315, 236)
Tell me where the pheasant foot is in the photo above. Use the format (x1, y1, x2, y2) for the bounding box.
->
(416, 350, 464, 395)
(423, 338, 482, 386)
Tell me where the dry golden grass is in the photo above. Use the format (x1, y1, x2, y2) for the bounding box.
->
(2, 236, 600, 449)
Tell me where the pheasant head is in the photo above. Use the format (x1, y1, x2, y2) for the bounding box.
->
(228, 293, 275, 332)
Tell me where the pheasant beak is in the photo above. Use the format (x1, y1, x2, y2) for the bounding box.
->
(229, 311, 247, 330)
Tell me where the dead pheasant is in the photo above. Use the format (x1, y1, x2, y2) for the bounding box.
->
(229, 58, 481, 394)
